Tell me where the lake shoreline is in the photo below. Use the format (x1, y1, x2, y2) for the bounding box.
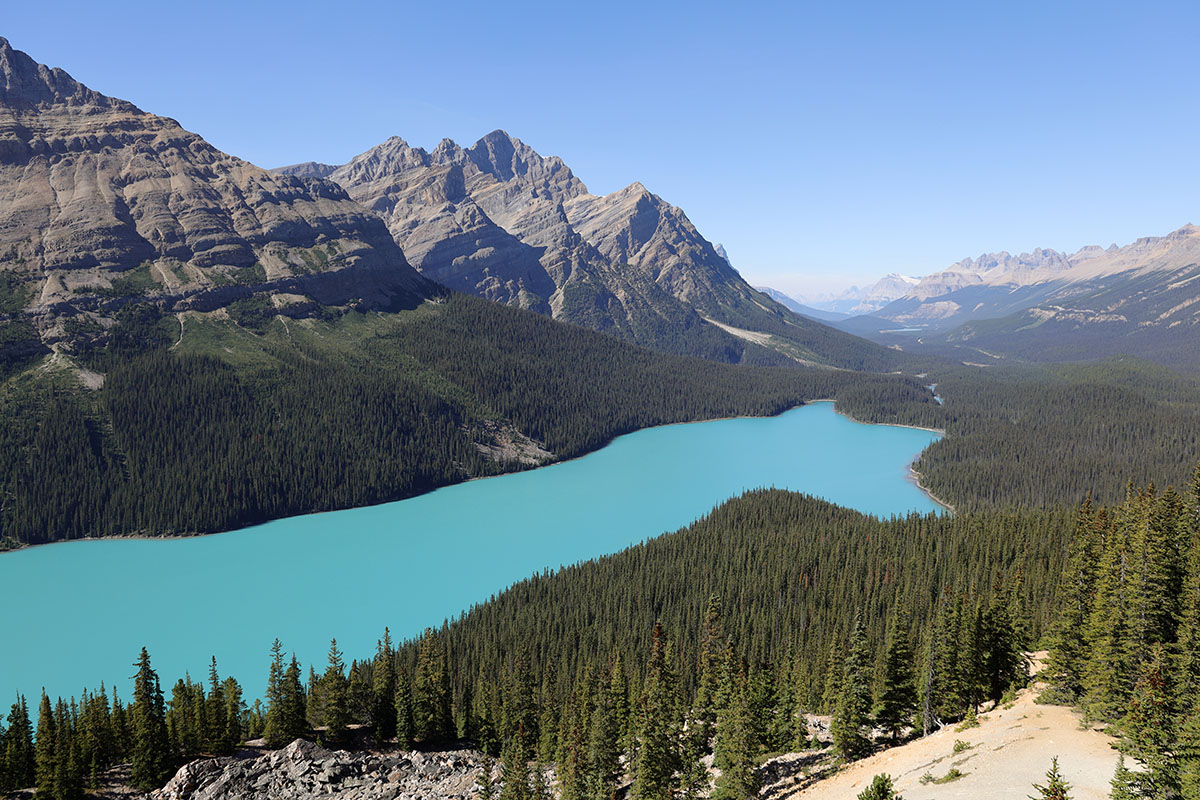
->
(1, 397, 948, 554)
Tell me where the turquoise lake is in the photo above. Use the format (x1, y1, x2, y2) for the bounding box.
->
(0, 401, 941, 705)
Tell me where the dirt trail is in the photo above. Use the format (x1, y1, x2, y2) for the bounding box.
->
(789, 654, 1119, 799)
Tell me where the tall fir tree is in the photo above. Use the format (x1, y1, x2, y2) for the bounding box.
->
(832, 615, 873, 761)
(873, 606, 917, 741)
(632, 623, 680, 800)
(373, 629, 397, 742)
(129, 648, 171, 791)
(320, 640, 350, 745)
(711, 669, 759, 800)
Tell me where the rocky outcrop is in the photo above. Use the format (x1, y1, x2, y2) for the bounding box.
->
(0, 37, 430, 349)
(152, 740, 491, 800)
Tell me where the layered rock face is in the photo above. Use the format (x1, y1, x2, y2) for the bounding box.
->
(0, 36, 429, 347)
(319, 130, 802, 344)
(152, 739, 490, 800)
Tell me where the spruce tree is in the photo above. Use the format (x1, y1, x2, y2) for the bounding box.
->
(395, 667, 415, 750)
(1029, 756, 1071, 800)
(321, 639, 350, 745)
(694, 594, 727, 747)
(857, 773, 903, 800)
(632, 623, 680, 800)
(499, 720, 531, 800)
(283, 656, 307, 742)
(263, 638, 289, 748)
(373, 629, 397, 742)
(205, 658, 229, 754)
(874, 606, 917, 741)
(130, 648, 171, 791)
(415, 631, 453, 745)
(1042, 503, 1100, 704)
(35, 692, 56, 800)
(832, 615, 873, 761)
(712, 669, 759, 800)
(4, 696, 35, 791)
(1123, 645, 1179, 798)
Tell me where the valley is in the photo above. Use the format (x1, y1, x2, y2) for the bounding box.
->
(0, 20, 1198, 800)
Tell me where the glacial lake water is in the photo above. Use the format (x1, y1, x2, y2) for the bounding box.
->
(0, 401, 941, 705)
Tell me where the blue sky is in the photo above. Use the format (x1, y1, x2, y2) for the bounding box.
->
(7, 0, 1199, 297)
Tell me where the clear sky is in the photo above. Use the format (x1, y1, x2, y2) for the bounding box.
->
(6, 0, 1199, 298)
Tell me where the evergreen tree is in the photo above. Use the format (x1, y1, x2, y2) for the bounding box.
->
(712, 669, 759, 800)
(694, 594, 728, 746)
(632, 623, 680, 800)
(263, 639, 289, 748)
(857, 773, 903, 800)
(874, 606, 917, 741)
(1109, 754, 1138, 800)
(586, 659, 624, 800)
(1029, 756, 1071, 800)
(321, 639, 350, 745)
(205, 658, 229, 754)
(373, 629, 397, 742)
(1123, 645, 1179, 798)
(3, 696, 35, 791)
(395, 667, 415, 750)
(832, 615, 873, 761)
(35, 692, 56, 800)
(499, 720, 531, 800)
(282, 656, 307, 742)
(129, 648, 171, 791)
(1041, 503, 1100, 704)
(415, 631, 453, 745)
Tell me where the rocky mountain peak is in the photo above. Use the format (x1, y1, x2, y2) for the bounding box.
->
(0, 36, 130, 111)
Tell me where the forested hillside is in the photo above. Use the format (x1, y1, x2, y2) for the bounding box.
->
(0, 489, 1073, 797)
(915, 358, 1200, 510)
(1041, 469, 1200, 796)
(0, 292, 940, 547)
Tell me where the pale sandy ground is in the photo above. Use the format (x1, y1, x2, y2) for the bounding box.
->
(787, 653, 1119, 800)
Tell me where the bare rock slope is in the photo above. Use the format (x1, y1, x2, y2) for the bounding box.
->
(151, 739, 487, 800)
(0, 36, 429, 354)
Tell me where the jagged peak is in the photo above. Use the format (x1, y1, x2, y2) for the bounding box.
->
(0, 36, 133, 111)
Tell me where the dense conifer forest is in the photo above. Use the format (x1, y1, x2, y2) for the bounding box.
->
(0, 489, 1075, 797)
(915, 358, 1200, 510)
(0, 293, 943, 546)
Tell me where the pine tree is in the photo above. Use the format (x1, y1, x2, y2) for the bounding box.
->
(1123, 645, 1179, 798)
(499, 720, 531, 800)
(1029, 756, 1070, 800)
(832, 615, 873, 761)
(263, 638, 289, 748)
(712, 669, 759, 800)
(586, 659, 623, 800)
(130, 648, 171, 791)
(282, 656, 307, 742)
(857, 773, 903, 800)
(35, 692, 56, 799)
(632, 623, 680, 800)
(205, 658, 229, 754)
(1109, 754, 1138, 800)
(395, 667, 415, 750)
(373, 629, 397, 742)
(415, 631, 453, 745)
(874, 606, 917, 741)
(694, 594, 727, 747)
(1042, 502, 1100, 704)
(321, 639, 350, 745)
(3, 696, 35, 791)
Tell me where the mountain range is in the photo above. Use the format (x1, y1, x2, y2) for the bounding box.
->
(0, 32, 904, 375)
(274, 134, 902, 370)
(820, 225, 1200, 368)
